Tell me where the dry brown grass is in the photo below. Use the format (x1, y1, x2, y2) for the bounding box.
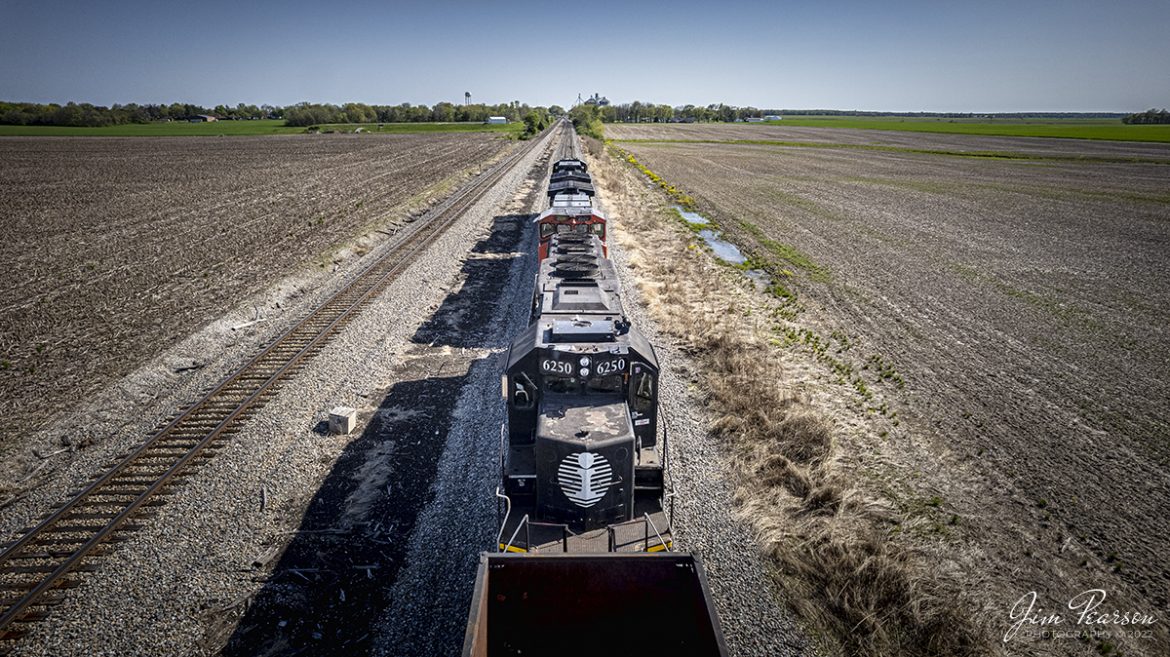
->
(583, 136, 986, 657)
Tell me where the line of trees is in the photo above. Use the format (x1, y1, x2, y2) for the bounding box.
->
(595, 102, 1131, 124)
(568, 104, 604, 140)
(0, 101, 280, 127)
(0, 100, 568, 129)
(1121, 108, 1170, 124)
(522, 107, 552, 138)
(4, 98, 1143, 129)
(282, 100, 550, 127)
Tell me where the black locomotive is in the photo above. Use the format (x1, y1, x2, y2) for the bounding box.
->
(495, 123, 670, 552)
(462, 120, 725, 657)
(546, 157, 595, 200)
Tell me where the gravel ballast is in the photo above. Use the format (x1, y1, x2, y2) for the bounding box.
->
(4, 126, 815, 656)
(4, 130, 555, 656)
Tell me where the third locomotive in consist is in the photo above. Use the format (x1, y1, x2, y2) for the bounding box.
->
(463, 121, 727, 657)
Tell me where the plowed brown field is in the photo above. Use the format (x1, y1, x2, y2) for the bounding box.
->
(610, 124, 1170, 654)
(0, 134, 512, 447)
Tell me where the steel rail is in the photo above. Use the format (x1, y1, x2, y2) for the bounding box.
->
(0, 129, 551, 641)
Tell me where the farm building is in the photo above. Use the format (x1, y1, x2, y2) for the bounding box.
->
(189, 115, 218, 122)
(486, 116, 508, 124)
(764, 114, 782, 121)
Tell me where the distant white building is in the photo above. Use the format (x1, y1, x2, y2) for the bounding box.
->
(763, 114, 782, 121)
(486, 116, 508, 124)
(744, 117, 765, 123)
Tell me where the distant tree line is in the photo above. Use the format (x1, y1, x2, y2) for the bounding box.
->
(281, 100, 553, 127)
(0, 101, 277, 126)
(1121, 108, 1170, 124)
(596, 102, 1130, 124)
(5, 98, 1141, 129)
(0, 100, 566, 129)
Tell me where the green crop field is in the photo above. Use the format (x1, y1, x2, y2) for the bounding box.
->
(755, 115, 1170, 143)
(0, 120, 522, 137)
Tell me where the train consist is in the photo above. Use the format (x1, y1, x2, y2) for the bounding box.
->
(463, 121, 725, 657)
(497, 124, 669, 552)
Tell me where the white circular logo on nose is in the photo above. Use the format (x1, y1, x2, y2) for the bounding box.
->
(557, 452, 614, 508)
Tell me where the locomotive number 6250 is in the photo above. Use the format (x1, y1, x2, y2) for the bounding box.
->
(594, 358, 627, 376)
(540, 359, 574, 375)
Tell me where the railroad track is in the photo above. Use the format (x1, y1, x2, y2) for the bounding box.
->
(0, 130, 550, 645)
(555, 119, 580, 161)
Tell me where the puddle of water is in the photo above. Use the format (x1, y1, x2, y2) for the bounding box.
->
(698, 229, 747, 265)
(673, 206, 709, 225)
(672, 206, 765, 285)
(745, 269, 771, 291)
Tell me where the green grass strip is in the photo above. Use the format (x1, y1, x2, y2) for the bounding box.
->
(612, 138, 1170, 165)
(607, 142, 697, 207)
(752, 117, 1170, 143)
(738, 220, 830, 282)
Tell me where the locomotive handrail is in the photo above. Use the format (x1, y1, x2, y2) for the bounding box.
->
(503, 514, 530, 553)
(661, 408, 671, 476)
(644, 513, 671, 553)
(497, 424, 507, 482)
(495, 487, 512, 549)
(604, 510, 674, 553)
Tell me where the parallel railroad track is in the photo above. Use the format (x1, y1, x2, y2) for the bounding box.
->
(0, 130, 549, 645)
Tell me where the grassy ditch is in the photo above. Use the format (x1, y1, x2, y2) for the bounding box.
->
(591, 137, 985, 657)
(607, 143, 696, 207)
(610, 141, 827, 313)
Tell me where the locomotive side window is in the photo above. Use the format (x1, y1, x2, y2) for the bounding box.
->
(590, 223, 605, 239)
(512, 373, 536, 410)
(586, 375, 622, 393)
(632, 372, 655, 413)
(540, 222, 555, 239)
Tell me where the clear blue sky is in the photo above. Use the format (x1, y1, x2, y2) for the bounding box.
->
(1, 0, 1167, 112)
